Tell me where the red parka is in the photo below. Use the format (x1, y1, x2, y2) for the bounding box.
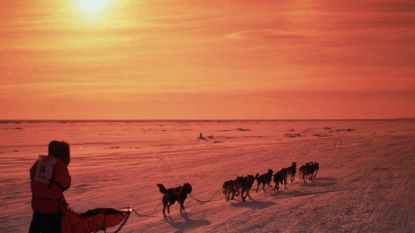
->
(30, 155, 71, 214)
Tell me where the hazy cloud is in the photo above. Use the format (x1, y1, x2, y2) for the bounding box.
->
(225, 29, 309, 41)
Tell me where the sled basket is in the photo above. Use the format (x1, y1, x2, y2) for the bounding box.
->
(61, 205, 133, 233)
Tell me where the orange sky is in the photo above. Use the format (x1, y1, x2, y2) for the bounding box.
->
(1, 0, 415, 119)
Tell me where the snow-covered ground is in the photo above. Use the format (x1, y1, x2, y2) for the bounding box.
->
(1, 120, 414, 232)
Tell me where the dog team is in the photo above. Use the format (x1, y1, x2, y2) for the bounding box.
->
(223, 162, 299, 203)
(156, 161, 319, 216)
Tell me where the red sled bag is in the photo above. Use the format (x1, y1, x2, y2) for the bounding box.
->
(61, 204, 133, 233)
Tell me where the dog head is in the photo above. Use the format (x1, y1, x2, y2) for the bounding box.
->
(223, 180, 232, 189)
(183, 183, 192, 194)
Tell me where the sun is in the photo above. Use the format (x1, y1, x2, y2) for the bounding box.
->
(75, 0, 111, 15)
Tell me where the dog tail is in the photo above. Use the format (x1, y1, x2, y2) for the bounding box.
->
(157, 183, 167, 194)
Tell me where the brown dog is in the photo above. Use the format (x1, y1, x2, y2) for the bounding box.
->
(157, 183, 192, 217)
(273, 168, 288, 191)
(240, 175, 255, 202)
(222, 179, 237, 201)
(299, 162, 319, 183)
(223, 175, 255, 202)
(285, 162, 297, 183)
(255, 169, 273, 192)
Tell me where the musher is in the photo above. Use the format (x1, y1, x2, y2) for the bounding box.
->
(29, 140, 71, 233)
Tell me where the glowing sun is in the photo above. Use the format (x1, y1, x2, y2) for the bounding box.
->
(75, 0, 111, 14)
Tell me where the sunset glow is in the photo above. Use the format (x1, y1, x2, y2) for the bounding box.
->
(75, 0, 111, 15)
(0, 1, 415, 119)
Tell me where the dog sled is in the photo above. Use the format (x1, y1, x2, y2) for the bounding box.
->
(61, 203, 136, 233)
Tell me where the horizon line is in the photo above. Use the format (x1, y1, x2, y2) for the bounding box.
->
(1, 118, 415, 122)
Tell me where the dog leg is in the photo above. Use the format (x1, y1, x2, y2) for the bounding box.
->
(182, 200, 186, 211)
(167, 203, 172, 214)
(247, 192, 253, 200)
(242, 189, 248, 202)
(162, 204, 167, 217)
